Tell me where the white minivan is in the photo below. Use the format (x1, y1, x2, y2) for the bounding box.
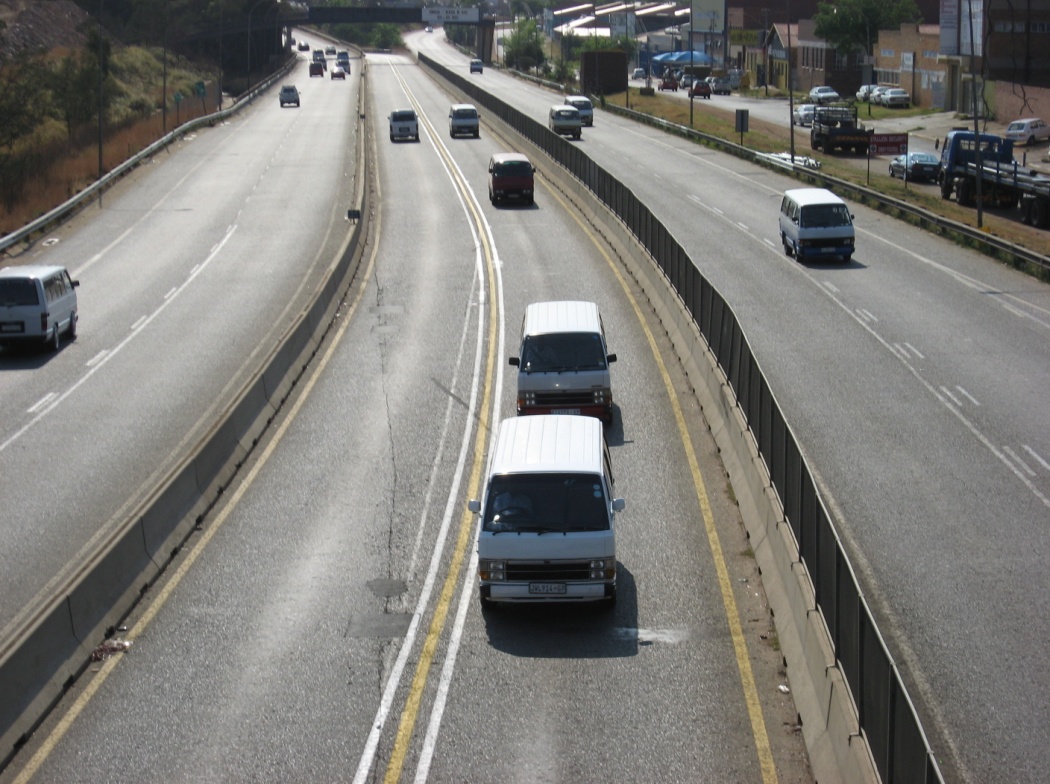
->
(0, 264, 80, 351)
(563, 95, 593, 126)
(778, 188, 855, 263)
(509, 300, 616, 425)
(469, 415, 624, 607)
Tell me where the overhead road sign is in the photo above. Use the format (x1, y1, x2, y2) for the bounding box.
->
(423, 6, 480, 24)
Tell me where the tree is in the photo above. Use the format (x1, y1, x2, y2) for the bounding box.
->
(504, 17, 545, 72)
(813, 0, 921, 57)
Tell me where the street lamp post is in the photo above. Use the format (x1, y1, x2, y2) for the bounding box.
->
(689, 0, 694, 126)
(786, 1, 794, 163)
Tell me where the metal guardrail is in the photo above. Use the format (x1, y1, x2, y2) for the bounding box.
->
(0, 56, 295, 256)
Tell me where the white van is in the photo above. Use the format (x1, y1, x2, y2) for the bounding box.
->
(509, 300, 616, 425)
(778, 188, 855, 263)
(388, 109, 419, 142)
(563, 95, 593, 126)
(0, 265, 80, 351)
(469, 415, 624, 607)
(448, 103, 480, 138)
(548, 105, 582, 139)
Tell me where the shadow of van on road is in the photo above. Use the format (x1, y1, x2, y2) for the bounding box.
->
(480, 564, 639, 659)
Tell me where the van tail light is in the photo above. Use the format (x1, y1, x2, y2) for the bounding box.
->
(40, 313, 49, 332)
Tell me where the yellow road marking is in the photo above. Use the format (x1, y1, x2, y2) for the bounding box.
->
(541, 179, 779, 784)
(379, 90, 501, 784)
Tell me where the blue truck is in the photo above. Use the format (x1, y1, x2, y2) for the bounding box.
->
(938, 130, 1050, 228)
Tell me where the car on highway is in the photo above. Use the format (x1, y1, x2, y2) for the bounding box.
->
(425, 25, 433, 32)
(309, 62, 323, 77)
(881, 88, 911, 108)
(488, 152, 535, 205)
(330, 66, 345, 80)
(564, 95, 593, 126)
(336, 51, 350, 68)
(792, 103, 815, 126)
(449, 103, 480, 138)
(888, 151, 940, 182)
(658, 74, 678, 91)
(388, 109, 419, 142)
(0, 264, 79, 351)
(808, 85, 840, 104)
(1004, 117, 1050, 146)
(548, 104, 582, 139)
(278, 85, 300, 106)
(470, 59, 483, 74)
(297, 40, 310, 52)
(311, 49, 326, 70)
(324, 45, 336, 56)
(688, 80, 711, 99)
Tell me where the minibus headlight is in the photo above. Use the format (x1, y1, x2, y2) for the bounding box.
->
(589, 558, 616, 580)
(479, 560, 506, 581)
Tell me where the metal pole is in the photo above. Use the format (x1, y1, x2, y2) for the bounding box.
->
(689, 0, 694, 126)
(967, 0, 983, 228)
(98, 0, 104, 182)
(787, 2, 794, 163)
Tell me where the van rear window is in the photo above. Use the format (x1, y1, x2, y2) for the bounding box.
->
(391, 111, 416, 122)
(484, 473, 608, 532)
(0, 279, 39, 306)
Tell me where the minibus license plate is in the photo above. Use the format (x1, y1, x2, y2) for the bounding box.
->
(552, 409, 580, 415)
(529, 583, 566, 594)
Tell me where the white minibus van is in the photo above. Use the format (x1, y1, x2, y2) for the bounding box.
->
(778, 188, 855, 263)
(509, 300, 616, 425)
(469, 415, 625, 608)
(0, 265, 80, 351)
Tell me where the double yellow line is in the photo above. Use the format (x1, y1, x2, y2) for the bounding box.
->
(377, 71, 502, 784)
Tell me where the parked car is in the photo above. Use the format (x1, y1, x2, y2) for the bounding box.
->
(868, 86, 888, 105)
(792, 103, 815, 126)
(808, 85, 840, 104)
(680, 73, 695, 88)
(449, 103, 480, 138)
(425, 25, 433, 33)
(330, 66, 346, 80)
(1004, 118, 1050, 146)
(888, 152, 940, 182)
(856, 84, 878, 102)
(278, 85, 300, 106)
(297, 41, 310, 52)
(710, 76, 731, 95)
(688, 80, 711, 99)
(389, 109, 419, 142)
(470, 59, 483, 74)
(658, 74, 678, 91)
(308, 62, 323, 77)
(881, 88, 911, 108)
(631, 67, 645, 79)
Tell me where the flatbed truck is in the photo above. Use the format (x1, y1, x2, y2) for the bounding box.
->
(938, 130, 1050, 228)
(809, 104, 872, 155)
